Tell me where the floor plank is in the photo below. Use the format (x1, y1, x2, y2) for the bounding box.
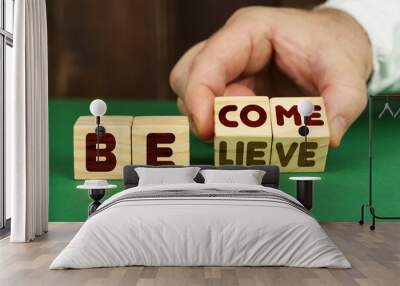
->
(0, 222, 399, 286)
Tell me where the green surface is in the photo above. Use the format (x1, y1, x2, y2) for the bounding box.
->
(49, 99, 400, 222)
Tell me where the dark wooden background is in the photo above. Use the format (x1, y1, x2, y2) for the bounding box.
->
(46, 0, 324, 99)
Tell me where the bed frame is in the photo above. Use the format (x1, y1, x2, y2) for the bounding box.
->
(123, 165, 280, 189)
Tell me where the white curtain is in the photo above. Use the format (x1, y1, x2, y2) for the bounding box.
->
(7, 0, 49, 242)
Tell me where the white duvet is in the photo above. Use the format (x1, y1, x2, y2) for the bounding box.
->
(50, 183, 350, 269)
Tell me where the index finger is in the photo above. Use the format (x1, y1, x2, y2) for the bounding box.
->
(182, 20, 273, 139)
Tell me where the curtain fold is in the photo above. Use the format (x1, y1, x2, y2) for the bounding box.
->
(8, 0, 49, 242)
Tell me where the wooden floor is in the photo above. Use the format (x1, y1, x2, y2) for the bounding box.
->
(0, 223, 399, 286)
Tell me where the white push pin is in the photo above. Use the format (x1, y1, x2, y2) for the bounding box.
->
(298, 99, 314, 138)
(298, 100, 314, 117)
(89, 99, 108, 161)
(90, 99, 107, 117)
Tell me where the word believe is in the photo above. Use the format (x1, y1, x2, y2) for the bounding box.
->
(73, 97, 329, 179)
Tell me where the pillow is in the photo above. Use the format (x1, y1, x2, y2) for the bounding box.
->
(200, 169, 266, 185)
(135, 167, 201, 186)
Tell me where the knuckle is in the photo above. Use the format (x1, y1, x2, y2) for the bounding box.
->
(190, 56, 202, 72)
(169, 67, 181, 92)
(227, 7, 257, 24)
(227, 6, 273, 25)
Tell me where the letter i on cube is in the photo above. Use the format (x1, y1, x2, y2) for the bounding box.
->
(214, 96, 273, 166)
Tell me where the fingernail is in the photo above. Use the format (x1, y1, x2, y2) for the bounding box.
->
(330, 116, 348, 147)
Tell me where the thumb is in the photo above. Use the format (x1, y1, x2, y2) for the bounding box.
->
(321, 79, 367, 147)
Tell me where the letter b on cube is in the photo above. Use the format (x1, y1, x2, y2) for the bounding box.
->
(73, 116, 133, 179)
(214, 96, 272, 166)
(132, 116, 190, 165)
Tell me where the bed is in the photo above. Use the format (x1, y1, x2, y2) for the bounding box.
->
(50, 165, 350, 269)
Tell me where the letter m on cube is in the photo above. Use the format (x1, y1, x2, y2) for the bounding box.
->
(214, 96, 272, 166)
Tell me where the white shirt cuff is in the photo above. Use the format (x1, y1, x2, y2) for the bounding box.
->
(318, 0, 400, 95)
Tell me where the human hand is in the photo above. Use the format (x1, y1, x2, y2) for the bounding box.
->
(170, 7, 373, 147)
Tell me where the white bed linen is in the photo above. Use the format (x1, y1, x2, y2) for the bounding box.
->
(50, 183, 350, 269)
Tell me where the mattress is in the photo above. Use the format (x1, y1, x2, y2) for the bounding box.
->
(50, 183, 350, 269)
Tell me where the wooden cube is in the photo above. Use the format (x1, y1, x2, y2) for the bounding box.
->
(132, 116, 190, 165)
(74, 116, 133, 179)
(214, 96, 272, 166)
(270, 97, 330, 172)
